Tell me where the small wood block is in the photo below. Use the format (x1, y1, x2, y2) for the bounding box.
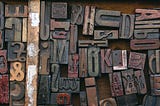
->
(22, 18, 27, 42)
(86, 87, 98, 106)
(116, 94, 138, 106)
(112, 50, 127, 70)
(51, 2, 67, 19)
(135, 9, 160, 21)
(69, 25, 78, 54)
(7, 42, 26, 62)
(0, 2, 4, 30)
(50, 30, 69, 40)
(0, 50, 7, 74)
(40, 1, 50, 40)
(101, 49, 112, 73)
(83, 6, 95, 35)
(95, 9, 121, 27)
(121, 69, 137, 95)
(88, 47, 100, 77)
(38, 75, 50, 104)
(85, 77, 96, 87)
(150, 74, 160, 95)
(5, 18, 22, 42)
(143, 95, 160, 106)
(50, 19, 70, 31)
(68, 54, 79, 78)
(148, 50, 160, 74)
(0, 30, 3, 49)
(119, 14, 135, 39)
(128, 52, 146, 70)
(51, 64, 60, 92)
(59, 77, 80, 93)
(79, 48, 88, 78)
(135, 20, 160, 29)
(130, 39, 160, 50)
(109, 72, 124, 97)
(5, 4, 28, 17)
(134, 70, 147, 94)
(94, 30, 118, 40)
(39, 41, 50, 75)
(50, 93, 71, 105)
(99, 98, 117, 106)
(50, 39, 69, 64)
(0, 75, 9, 104)
(80, 91, 87, 106)
(71, 4, 84, 25)
(78, 40, 108, 47)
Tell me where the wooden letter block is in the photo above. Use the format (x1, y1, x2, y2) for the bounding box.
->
(135, 20, 160, 29)
(101, 49, 112, 73)
(22, 18, 27, 42)
(0, 50, 7, 74)
(51, 64, 60, 92)
(83, 6, 95, 35)
(68, 54, 79, 78)
(5, 4, 28, 17)
(51, 93, 71, 105)
(51, 2, 67, 19)
(119, 14, 135, 39)
(50, 39, 68, 64)
(69, 25, 78, 53)
(99, 98, 117, 106)
(79, 48, 88, 78)
(112, 50, 127, 70)
(121, 69, 137, 95)
(5, 18, 22, 42)
(38, 75, 50, 104)
(143, 95, 160, 106)
(150, 74, 160, 95)
(134, 70, 147, 94)
(39, 41, 50, 75)
(0, 2, 4, 30)
(148, 50, 160, 74)
(59, 78, 80, 93)
(50, 31, 69, 40)
(88, 47, 100, 77)
(95, 9, 121, 27)
(128, 52, 146, 70)
(79, 40, 108, 47)
(0, 75, 9, 104)
(85, 77, 96, 87)
(109, 72, 124, 97)
(0, 30, 3, 49)
(50, 19, 70, 31)
(130, 39, 160, 50)
(134, 29, 160, 39)
(94, 30, 118, 40)
(71, 5, 84, 25)
(8, 42, 26, 62)
(40, 1, 50, 40)
(135, 9, 160, 21)
(80, 91, 87, 106)
(86, 87, 98, 106)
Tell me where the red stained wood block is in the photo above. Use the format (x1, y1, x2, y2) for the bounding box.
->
(85, 77, 96, 87)
(0, 50, 7, 74)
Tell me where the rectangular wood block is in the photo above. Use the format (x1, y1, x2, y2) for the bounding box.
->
(0, 2, 4, 30)
(86, 87, 98, 106)
(79, 40, 108, 47)
(150, 74, 160, 95)
(0, 50, 7, 74)
(80, 91, 87, 106)
(85, 77, 96, 87)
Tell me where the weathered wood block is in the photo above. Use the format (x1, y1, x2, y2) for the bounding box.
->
(71, 4, 84, 25)
(86, 87, 98, 106)
(51, 2, 67, 19)
(112, 50, 127, 70)
(79, 40, 108, 47)
(0, 30, 3, 49)
(99, 98, 117, 106)
(130, 39, 160, 50)
(143, 95, 160, 106)
(95, 9, 121, 27)
(85, 77, 96, 87)
(0, 2, 4, 30)
(150, 74, 160, 95)
(50, 30, 69, 40)
(7, 42, 26, 62)
(135, 20, 160, 29)
(5, 4, 28, 17)
(0, 75, 9, 104)
(83, 6, 95, 35)
(0, 50, 7, 74)
(109, 72, 124, 97)
(22, 18, 27, 42)
(50, 39, 69, 64)
(38, 75, 50, 104)
(80, 91, 87, 106)
(94, 30, 118, 40)
(88, 47, 100, 77)
(148, 50, 160, 74)
(101, 49, 112, 73)
(121, 69, 137, 95)
(59, 77, 80, 93)
(134, 70, 147, 94)
(119, 14, 134, 39)
(79, 48, 88, 78)
(128, 52, 146, 70)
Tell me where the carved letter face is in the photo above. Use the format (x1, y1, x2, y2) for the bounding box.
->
(150, 75, 160, 95)
(50, 31, 69, 40)
(0, 50, 7, 74)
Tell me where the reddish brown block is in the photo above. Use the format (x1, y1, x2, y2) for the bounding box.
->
(150, 74, 160, 95)
(0, 50, 7, 74)
(86, 87, 98, 106)
(85, 77, 96, 87)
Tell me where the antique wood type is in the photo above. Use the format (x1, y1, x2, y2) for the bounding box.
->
(0, 2, 4, 30)
(0, 30, 3, 49)
(0, 50, 7, 74)
(78, 40, 108, 47)
(142, 95, 160, 106)
(50, 30, 69, 40)
(86, 87, 98, 106)
(135, 20, 160, 29)
(85, 77, 96, 87)
(80, 91, 87, 106)
(22, 18, 27, 42)
(150, 74, 160, 95)
(99, 98, 117, 106)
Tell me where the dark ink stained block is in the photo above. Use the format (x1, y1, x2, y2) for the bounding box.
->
(80, 91, 87, 106)
(0, 50, 7, 74)
(78, 40, 108, 47)
(50, 30, 69, 40)
(0, 2, 4, 30)
(83, 6, 95, 35)
(128, 52, 146, 70)
(51, 2, 67, 19)
(0, 30, 3, 49)
(71, 5, 84, 25)
(150, 74, 160, 95)
(95, 9, 121, 28)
